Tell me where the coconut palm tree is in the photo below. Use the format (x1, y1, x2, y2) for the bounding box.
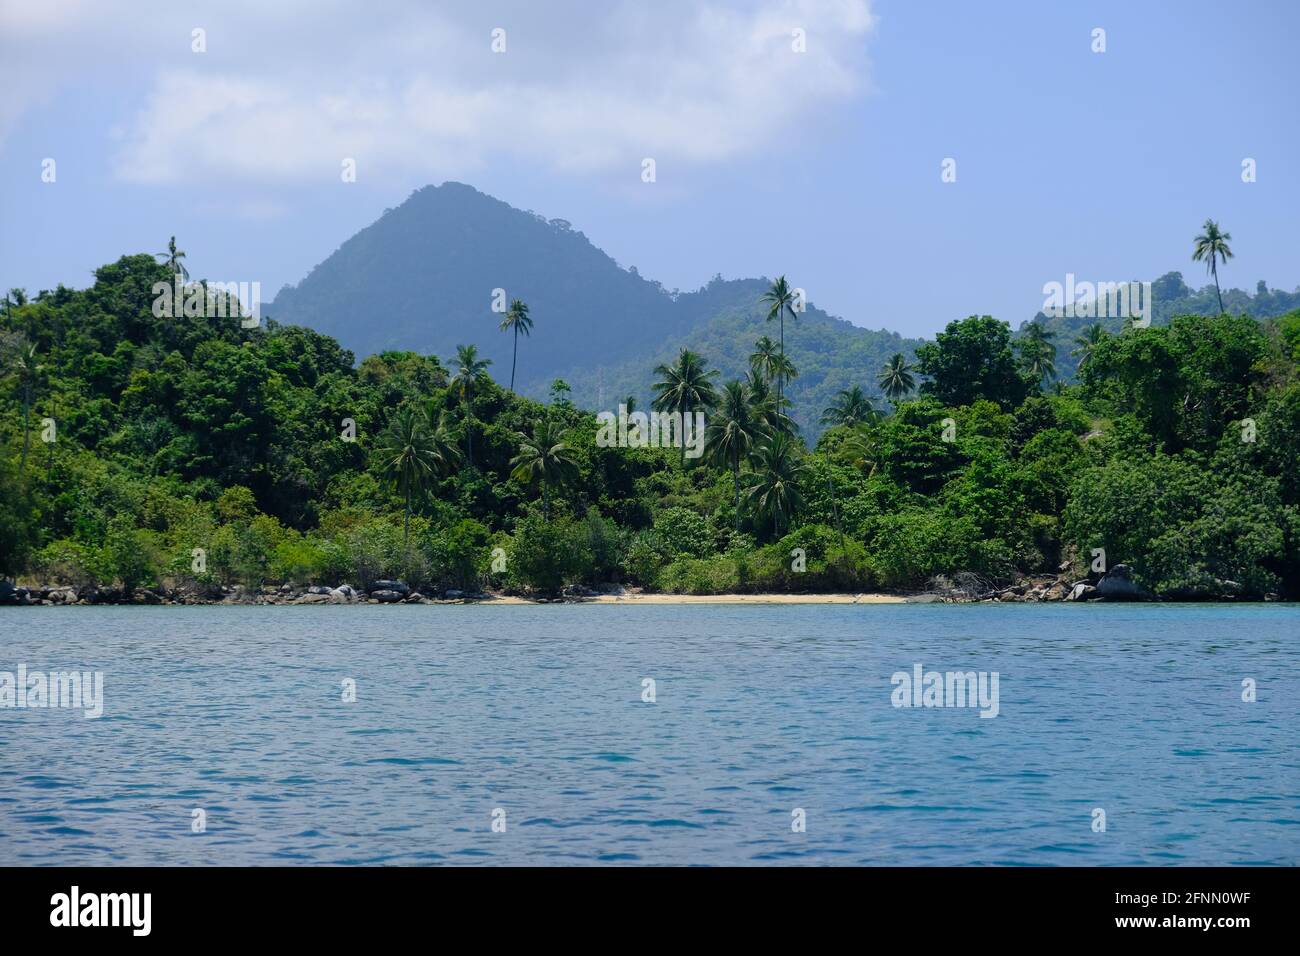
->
(820, 385, 876, 428)
(1018, 322, 1058, 383)
(705, 380, 766, 531)
(623, 394, 637, 414)
(154, 236, 189, 281)
(745, 369, 797, 435)
(839, 423, 880, 478)
(449, 344, 492, 467)
(749, 336, 781, 383)
(2, 288, 27, 321)
(760, 277, 798, 403)
(2, 334, 41, 474)
(510, 419, 579, 518)
(498, 298, 533, 393)
(770, 352, 798, 395)
(1072, 323, 1107, 367)
(651, 348, 719, 466)
(743, 431, 806, 540)
(877, 353, 916, 402)
(1192, 219, 1234, 313)
(376, 407, 460, 554)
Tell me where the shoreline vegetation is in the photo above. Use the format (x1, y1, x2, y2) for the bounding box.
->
(3, 227, 1300, 608)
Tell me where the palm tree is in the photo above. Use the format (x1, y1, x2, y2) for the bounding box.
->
(820, 385, 876, 428)
(1072, 323, 1107, 367)
(743, 431, 806, 540)
(706, 380, 766, 530)
(154, 236, 189, 281)
(498, 299, 533, 393)
(510, 419, 579, 518)
(2, 334, 41, 474)
(651, 348, 719, 466)
(745, 369, 797, 435)
(749, 336, 781, 383)
(376, 407, 460, 553)
(449, 344, 492, 467)
(1192, 218, 1234, 313)
(877, 353, 916, 402)
(770, 352, 798, 393)
(839, 423, 880, 478)
(2, 289, 27, 321)
(623, 394, 637, 414)
(1018, 322, 1058, 384)
(760, 277, 798, 403)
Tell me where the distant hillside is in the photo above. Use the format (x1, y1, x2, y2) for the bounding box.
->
(268, 183, 922, 434)
(271, 182, 1299, 431)
(558, 276, 925, 435)
(269, 182, 699, 395)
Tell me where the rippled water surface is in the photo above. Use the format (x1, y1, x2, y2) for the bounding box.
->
(1, 603, 1297, 865)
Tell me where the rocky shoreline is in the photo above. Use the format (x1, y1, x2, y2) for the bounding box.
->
(0, 564, 1282, 607)
(0, 578, 635, 607)
(917, 563, 1280, 603)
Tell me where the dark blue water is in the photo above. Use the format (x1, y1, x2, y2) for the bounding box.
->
(1, 603, 1297, 865)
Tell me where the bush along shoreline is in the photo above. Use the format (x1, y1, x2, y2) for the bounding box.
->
(3, 245, 1300, 605)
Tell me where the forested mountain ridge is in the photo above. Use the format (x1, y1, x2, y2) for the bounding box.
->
(270, 183, 1298, 436)
(269, 182, 699, 396)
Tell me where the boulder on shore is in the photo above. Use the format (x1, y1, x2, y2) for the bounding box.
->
(1096, 564, 1147, 601)
(371, 589, 404, 603)
(369, 580, 409, 596)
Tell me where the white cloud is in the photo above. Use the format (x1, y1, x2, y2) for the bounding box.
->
(0, 0, 876, 183)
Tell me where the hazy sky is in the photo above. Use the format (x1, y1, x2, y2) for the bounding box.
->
(2, 0, 1296, 337)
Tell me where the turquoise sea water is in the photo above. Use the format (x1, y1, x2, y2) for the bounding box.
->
(1, 603, 1297, 865)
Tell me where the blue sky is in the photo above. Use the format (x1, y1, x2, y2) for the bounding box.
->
(1, 0, 1296, 338)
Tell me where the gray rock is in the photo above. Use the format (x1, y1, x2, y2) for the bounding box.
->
(444, 589, 464, 600)
(370, 580, 409, 596)
(1096, 564, 1146, 601)
(371, 589, 404, 603)
(1067, 583, 1097, 601)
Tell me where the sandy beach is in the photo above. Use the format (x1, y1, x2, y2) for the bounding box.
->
(480, 592, 907, 605)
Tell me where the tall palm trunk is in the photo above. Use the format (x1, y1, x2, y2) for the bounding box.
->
(463, 396, 474, 467)
(732, 459, 741, 532)
(828, 466, 845, 549)
(1212, 262, 1223, 313)
(19, 387, 31, 474)
(679, 404, 688, 468)
(403, 486, 411, 554)
(510, 326, 519, 392)
(778, 313, 785, 404)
